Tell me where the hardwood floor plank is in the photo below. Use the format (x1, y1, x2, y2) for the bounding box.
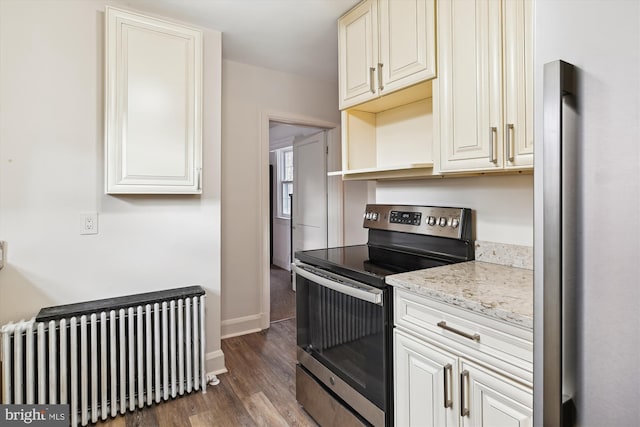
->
(97, 319, 316, 427)
(99, 415, 127, 427)
(243, 391, 290, 427)
(125, 404, 159, 427)
(190, 379, 255, 427)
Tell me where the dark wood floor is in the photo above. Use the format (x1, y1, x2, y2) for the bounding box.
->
(99, 318, 316, 427)
(270, 265, 295, 322)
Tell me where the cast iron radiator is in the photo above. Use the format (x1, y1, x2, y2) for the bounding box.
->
(0, 286, 207, 426)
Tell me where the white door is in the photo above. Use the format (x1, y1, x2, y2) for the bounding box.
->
(293, 131, 328, 256)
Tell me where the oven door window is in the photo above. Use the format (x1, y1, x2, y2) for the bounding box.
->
(297, 274, 386, 410)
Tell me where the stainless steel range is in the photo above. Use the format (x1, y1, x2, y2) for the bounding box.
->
(293, 204, 475, 427)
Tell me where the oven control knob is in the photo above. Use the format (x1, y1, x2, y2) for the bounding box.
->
(451, 218, 460, 229)
(330, 377, 336, 386)
(439, 217, 447, 227)
(428, 216, 437, 226)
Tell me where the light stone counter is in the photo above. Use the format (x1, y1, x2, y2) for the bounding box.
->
(386, 261, 533, 329)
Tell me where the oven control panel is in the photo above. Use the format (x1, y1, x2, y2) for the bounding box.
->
(389, 211, 422, 225)
(363, 204, 472, 240)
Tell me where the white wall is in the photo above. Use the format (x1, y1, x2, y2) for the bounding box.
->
(220, 60, 340, 337)
(376, 174, 533, 246)
(344, 181, 376, 245)
(0, 0, 225, 373)
(534, 2, 640, 425)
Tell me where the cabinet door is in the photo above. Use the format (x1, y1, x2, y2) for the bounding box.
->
(105, 7, 203, 194)
(394, 330, 459, 427)
(436, 0, 503, 172)
(503, 0, 533, 169)
(378, 0, 436, 94)
(460, 361, 532, 427)
(338, 0, 379, 110)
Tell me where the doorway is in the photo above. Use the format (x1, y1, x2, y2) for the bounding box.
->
(268, 122, 328, 322)
(260, 112, 342, 329)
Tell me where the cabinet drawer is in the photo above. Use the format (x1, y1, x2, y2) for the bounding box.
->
(394, 288, 532, 381)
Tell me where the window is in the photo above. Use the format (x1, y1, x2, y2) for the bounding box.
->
(277, 147, 294, 218)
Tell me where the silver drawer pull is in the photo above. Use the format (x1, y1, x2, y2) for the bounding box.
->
(460, 370, 470, 417)
(437, 321, 480, 342)
(443, 363, 453, 409)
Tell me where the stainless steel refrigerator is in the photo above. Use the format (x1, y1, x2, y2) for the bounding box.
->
(534, 1, 640, 426)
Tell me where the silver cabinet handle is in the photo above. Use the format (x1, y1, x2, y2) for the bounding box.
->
(506, 123, 515, 161)
(437, 321, 480, 342)
(377, 63, 384, 91)
(489, 127, 498, 163)
(460, 370, 470, 417)
(443, 363, 453, 409)
(369, 67, 376, 94)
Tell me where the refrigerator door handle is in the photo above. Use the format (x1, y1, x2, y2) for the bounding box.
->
(539, 60, 576, 427)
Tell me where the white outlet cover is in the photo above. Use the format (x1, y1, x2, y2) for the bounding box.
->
(80, 212, 98, 235)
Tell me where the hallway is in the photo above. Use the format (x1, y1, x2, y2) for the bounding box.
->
(270, 265, 295, 322)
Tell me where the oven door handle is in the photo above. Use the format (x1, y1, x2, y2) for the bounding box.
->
(292, 264, 384, 306)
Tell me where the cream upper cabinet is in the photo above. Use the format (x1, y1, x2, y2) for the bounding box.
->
(105, 7, 203, 194)
(436, 0, 533, 173)
(338, 0, 436, 110)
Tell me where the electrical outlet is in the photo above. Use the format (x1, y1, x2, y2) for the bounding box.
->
(80, 212, 98, 235)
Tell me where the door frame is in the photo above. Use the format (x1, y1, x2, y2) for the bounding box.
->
(260, 111, 341, 329)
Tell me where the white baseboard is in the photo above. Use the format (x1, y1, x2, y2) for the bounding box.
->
(273, 256, 291, 271)
(221, 313, 264, 339)
(206, 349, 227, 376)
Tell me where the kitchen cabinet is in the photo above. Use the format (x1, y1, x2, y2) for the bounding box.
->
(393, 288, 532, 427)
(105, 6, 204, 194)
(461, 361, 533, 427)
(339, 83, 436, 180)
(394, 330, 458, 427)
(435, 0, 533, 173)
(338, 0, 436, 110)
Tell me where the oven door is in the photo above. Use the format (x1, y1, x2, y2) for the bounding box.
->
(293, 262, 389, 427)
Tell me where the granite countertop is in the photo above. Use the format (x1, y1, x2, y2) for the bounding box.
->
(386, 261, 533, 329)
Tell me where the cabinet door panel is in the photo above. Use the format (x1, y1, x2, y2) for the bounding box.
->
(503, 0, 533, 168)
(461, 361, 532, 427)
(339, 0, 378, 109)
(125, 26, 189, 177)
(394, 330, 459, 427)
(379, 0, 436, 94)
(105, 7, 203, 194)
(437, 0, 503, 172)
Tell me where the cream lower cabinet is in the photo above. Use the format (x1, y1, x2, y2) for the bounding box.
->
(461, 361, 533, 427)
(394, 330, 459, 427)
(393, 289, 533, 427)
(436, 0, 533, 173)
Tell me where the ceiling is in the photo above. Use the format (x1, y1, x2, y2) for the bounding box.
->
(124, 0, 361, 83)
